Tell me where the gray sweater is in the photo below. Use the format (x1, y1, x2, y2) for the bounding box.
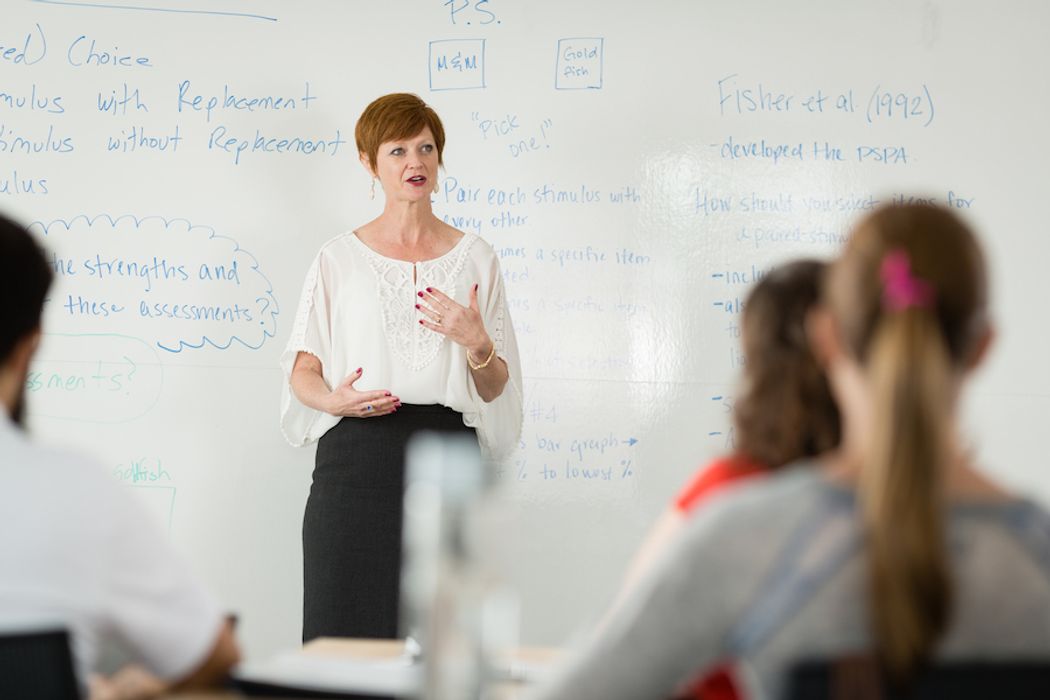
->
(531, 467, 1050, 700)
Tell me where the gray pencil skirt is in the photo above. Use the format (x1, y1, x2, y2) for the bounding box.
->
(302, 403, 477, 642)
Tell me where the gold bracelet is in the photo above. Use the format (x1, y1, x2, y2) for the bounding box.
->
(467, 342, 497, 371)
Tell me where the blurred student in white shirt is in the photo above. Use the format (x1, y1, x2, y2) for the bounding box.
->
(0, 212, 239, 697)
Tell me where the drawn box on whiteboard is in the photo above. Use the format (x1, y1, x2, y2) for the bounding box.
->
(429, 39, 487, 91)
(556, 38, 604, 90)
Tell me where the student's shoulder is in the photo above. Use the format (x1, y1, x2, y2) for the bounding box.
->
(652, 466, 834, 600)
(4, 437, 124, 507)
(674, 455, 766, 512)
(1002, 499, 1050, 566)
(35, 443, 117, 489)
(683, 463, 830, 540)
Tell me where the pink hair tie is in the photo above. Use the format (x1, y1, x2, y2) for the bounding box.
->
(880, 249, 934, 311)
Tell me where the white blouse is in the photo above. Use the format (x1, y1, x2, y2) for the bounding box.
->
(280, 231, 523, 459)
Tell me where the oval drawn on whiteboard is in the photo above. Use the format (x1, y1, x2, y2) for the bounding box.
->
(29, 213, 279, 353)
(27, 332, 164, 423)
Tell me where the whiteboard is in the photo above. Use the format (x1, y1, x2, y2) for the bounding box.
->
(6, 0, 1050, 662)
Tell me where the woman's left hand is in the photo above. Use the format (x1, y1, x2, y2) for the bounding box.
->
(417, 284, 492, 357)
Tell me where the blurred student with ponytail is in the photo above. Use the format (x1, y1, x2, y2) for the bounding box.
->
(530, 203, 1050, 700)
(609, 259, 838, 700)
(617, 259, 838, 601)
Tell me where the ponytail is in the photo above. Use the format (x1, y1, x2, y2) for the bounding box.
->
(829, 205, 988, 682)
(861, 308, 953, 680)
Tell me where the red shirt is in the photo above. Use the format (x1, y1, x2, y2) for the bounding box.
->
(672, 454, 767, 700)
(674, 454, 766, 513)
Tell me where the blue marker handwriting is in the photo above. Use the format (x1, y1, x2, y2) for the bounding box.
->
(0, 23, 47, 66)
(29, 214, 278, 353)
(113, 457, 171, 484)
(712, 136, 909, 165)
(98, 83, 148, 116)
(716, 74, 936, 127)
(106, 125, 182, 153)
(30, 0, 277, 22)
(178, 80, 316, 123)
(1, 84, 65, 114)
(443, 0, 501, 26)
(470, 111, 554, 158)
(0, 170, 49, 195)
(0, 124, 74, 154)
(207, 126, 344, 165)
(26, 333, 164, 423)
(67, 33, 153, 68)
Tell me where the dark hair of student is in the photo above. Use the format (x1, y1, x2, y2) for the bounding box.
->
(733, 258, 840, 467)
(825, 203, 988, 680)
(0, 213, 52, 365)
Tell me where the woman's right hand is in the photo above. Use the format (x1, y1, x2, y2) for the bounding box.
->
(324, 368, 401, 418)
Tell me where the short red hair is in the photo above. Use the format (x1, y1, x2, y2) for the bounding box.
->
(355, 93, 446, 169)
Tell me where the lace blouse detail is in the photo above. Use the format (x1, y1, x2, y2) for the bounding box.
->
(287, 256, 322, 360)
(491, 280, 506, 352)
(355, 233, 477, 371)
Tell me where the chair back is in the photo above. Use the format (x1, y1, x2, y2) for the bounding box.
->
(0, 628, 80, 700)
(787, 656, 1050, 700)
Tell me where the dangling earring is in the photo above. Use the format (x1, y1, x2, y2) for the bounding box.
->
(432, 177, 439, 194)
(369, 178, 376, 200)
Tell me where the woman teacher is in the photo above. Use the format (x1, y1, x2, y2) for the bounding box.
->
(281, 93, 523, 641)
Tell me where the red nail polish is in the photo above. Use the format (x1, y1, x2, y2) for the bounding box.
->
(417, 291, 423, 297)
(474, 283, 478, 291)
(426, 287, 433, 293)
(356, 367, 362, 373)
(415, 303, 420, 309)
(385, 392, 391, 396)
(419, 319, 424, 324)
